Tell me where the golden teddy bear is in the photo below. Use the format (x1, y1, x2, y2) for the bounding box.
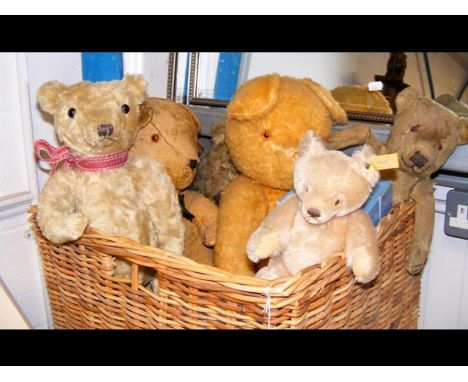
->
(214, 74, 380, 276)
(247, 130, 381, 283)
(130, 97, 218, 266)
(35, 75, 185, 285)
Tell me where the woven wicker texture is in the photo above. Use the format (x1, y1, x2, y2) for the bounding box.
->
(31, 200, 420, 329)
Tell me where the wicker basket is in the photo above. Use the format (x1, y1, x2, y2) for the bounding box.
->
(31, 200, 420, 329)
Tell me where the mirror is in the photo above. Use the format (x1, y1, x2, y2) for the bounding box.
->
(168, 52, 468, 124)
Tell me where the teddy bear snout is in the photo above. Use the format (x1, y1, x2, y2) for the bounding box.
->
(189, 159, 198, 170)
(409, 151, 427, 168)
(307, 208, 321, 218)
(97, 124, 114, 138)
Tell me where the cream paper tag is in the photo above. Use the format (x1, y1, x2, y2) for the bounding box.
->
(369, 153, 399, 171)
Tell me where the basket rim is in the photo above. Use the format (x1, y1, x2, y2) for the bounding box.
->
(30, 199, 415, 295)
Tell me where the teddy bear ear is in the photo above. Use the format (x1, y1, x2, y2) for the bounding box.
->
(302, 78, 348, 125)
(458, 117, 468, 145)
(351, 145, 380, 188)
(177, 103, 201, 134)
(227, 74, 280, 120)
(395, 87, 421, 112)
(298, 129, 327, 157)
(138, 101, 153, 127)
(37, 81, 67, 115)
(123, 75, 147, 104)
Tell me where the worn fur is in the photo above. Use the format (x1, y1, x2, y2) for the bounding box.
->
(191, 119, 240, 202)
(36, 76, 185, 285)
(214, 74, 361, 276)
(382, 88, 468, 274)
(130, 97, 218, 266)
(247, 131, 380, 283)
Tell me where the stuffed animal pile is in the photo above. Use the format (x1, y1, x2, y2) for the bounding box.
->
(35, 76, 185, 286)
(35, 72, 466, 288)
(130, 97, 218, 266)
(247, 130, 381, 282)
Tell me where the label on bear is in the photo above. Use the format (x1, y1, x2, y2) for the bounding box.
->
(370, 153, 399, 171)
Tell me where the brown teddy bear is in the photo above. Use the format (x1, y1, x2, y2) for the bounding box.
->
(35, 76, 185, 285)
(247, 130, 381, 283)
(214, 74, 378, 276)
(377, 88, 468, 274)
(130, 97, 218, 265)
(191, 119, 240, 203)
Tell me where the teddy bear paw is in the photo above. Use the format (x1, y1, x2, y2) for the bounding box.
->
(57, 213, 89, 243)
(247, 232, 281, 263)
(351, 250, 380, 284)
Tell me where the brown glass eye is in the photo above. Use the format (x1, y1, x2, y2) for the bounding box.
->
(438, 142, 443, 151)
(410, 124, 420, 132)
(263, 130, 271, 140)
(67, 108, 76, 118)
(151, 134, 160, 143)
(365, 162, 371, 170)
(121, 104, 130, 114)
(335, 199, 341, 206)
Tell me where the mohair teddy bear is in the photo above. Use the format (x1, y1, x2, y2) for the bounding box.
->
(35, 75, 185, 285)
(214, 74, 379, 276)
(331, 85, 393, 115)
(191, 119, 240, 203)
(247, 130, 381, 282)
(373, 88, 468, 274)
(130, 97, 218, 265)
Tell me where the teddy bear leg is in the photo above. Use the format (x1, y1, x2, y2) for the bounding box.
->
(181, 190, 218, 248)
(183, 219, 214, 266)
(345, 211, 380, 283)
(255, 256, 290, 280)
(214, 176, 270, 276)
(407, 180, 435, 275)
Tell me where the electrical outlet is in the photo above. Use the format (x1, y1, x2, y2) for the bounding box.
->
(444, 189, 468, 239)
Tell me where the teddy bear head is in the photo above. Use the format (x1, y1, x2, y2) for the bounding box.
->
(37, 75, 147, 156)
(293, 130, 380, 224)
(130, 98, 202, 191)
(225, 74, 348, 190)
(387, 87, 468, 177)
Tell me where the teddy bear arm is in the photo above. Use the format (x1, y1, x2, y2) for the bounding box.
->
(37, 171, 89, 244)
(214, 176, 270, 276)
(133, 157, 185, 256)
(247, 195, 297, 264)
(407, 179, 435, 274)
(345, 211, 380, 283)
(181, 190, 218, 247)
(326, 125, 386, 154)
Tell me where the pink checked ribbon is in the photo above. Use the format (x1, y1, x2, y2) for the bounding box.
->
(34, 139, 128, 174)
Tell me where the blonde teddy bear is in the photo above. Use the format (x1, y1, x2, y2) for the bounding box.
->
(247, 130, 381, 283)
(35, 75, 185, 285)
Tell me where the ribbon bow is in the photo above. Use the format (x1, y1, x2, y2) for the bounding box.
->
(34, 139, 128, 174)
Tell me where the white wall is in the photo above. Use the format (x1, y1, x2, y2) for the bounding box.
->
(26, 52, 82, 190)
(419, 186, 468, 329)
(0, 53, 49, 329)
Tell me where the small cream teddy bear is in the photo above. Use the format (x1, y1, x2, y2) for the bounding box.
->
(247, 130, 381, 283)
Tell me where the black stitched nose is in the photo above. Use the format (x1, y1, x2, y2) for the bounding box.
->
(307, 208, 321, 218)
(409, 151, 427, 168)
(189, 159, 198, 170)
(98, 124, 114, 137)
